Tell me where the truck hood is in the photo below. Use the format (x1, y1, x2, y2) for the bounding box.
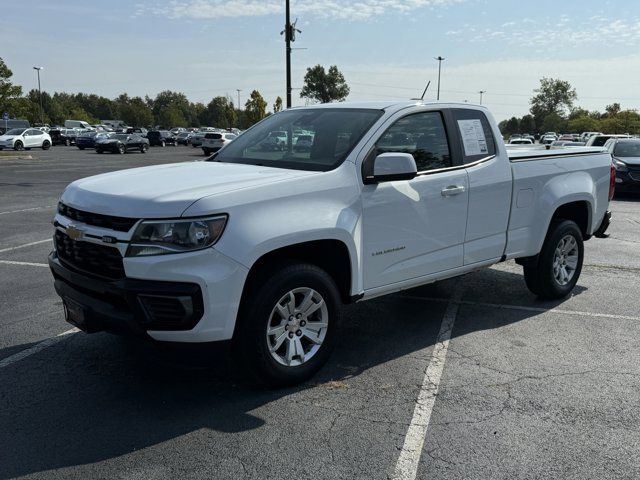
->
(618, 156, 640, 166)
(61, 161, 317, 218)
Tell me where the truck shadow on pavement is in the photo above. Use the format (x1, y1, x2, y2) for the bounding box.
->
(0, 267, 587, 479)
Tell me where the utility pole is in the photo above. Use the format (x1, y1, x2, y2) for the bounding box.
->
(434, 56, 445, 101)
(281, 0, 300, 109)
(236, 89, 242, 109)
(33, 66, 44, 125)
(285, 0, 292, 109)
(478, 90, 486, 105)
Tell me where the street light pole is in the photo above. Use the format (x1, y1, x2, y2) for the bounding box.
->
(478, 90, 486, 105)
(285, 0, 292, 109)
(236, 89, 242, 109)
(434, 56, 445, 101)
(33, 66, 44, 125)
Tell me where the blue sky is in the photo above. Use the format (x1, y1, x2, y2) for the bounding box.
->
(2, 0, 639, 120)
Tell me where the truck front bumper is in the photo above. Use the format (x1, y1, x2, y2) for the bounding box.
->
(49, 247, 248, 343)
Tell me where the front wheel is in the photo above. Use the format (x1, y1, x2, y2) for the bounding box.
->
(140, 144, 148, 153)
(42, 140, 51, 150)
(14, 141, 24, 151)
(117, 143, 126, 154)
(161, 140, 166, 147)
(234, 263, 340, 387)
(65, 139, 71, 146)
(523, 219, 584, 299)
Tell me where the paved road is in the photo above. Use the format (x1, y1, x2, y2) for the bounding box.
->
(0, 145, 639, 479)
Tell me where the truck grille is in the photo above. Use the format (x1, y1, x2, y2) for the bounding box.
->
(57, 203, 138, 232)
(54, 230, 125, 279)
(628, 166, 640, 182)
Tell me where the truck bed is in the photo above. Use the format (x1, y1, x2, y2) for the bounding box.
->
(508, 146, 607, 162)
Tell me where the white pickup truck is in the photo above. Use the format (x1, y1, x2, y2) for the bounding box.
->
(49, 102, 613, 386)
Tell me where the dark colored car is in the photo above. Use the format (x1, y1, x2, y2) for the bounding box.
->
(60, 129, 78, 146)
(147, 130, 178, 147)
(48, 128, 63, 146)
(176, 131, 191, 145)
(606, 139, 640, 193)
(124, 127, 147, 137)
(76, 132, 110, 150)
(95, 133, 149, 154)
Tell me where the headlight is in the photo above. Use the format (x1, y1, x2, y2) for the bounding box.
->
(612, 157, 628, 172)
(127, 215, 227, 257)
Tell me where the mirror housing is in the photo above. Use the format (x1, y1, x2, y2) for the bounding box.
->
(364, 153, 418, 184)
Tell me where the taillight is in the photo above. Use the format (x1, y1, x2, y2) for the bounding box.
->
(608, 162, 616, 201)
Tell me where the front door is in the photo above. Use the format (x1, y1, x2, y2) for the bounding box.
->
(362, 110, 469, 290)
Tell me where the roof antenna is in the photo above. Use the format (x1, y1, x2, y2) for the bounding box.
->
(411, 81, 431, 101)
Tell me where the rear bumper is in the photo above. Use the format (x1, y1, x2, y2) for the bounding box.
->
(49, 253, 205, 336)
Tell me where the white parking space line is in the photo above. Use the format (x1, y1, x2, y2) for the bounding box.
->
(0, 239, 51, 254)
(0, 205, 55, 215)
(400, 295, 640, 322)
(0, 328, 78, 370)
(0, 260, 48, 267)
(393, 289, 462, 480)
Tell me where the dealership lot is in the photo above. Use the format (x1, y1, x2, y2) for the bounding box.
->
(1, 146, 639, 479)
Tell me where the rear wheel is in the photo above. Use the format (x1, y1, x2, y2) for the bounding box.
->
(203, 148, 211, 156)
(14, 141, 24, 151)
(65, 139, 71, 146)
(140, 143, 148, 153)
(161, 140, 166, 147)
(523, 220, 584, 299)
(234, 263, 340, 387)
(117, 143, 126, 154)
(42, 140, 51, 150)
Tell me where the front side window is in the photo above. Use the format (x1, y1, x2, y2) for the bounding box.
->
(212, 108, 383, 172)
(375, 111, 451, 171)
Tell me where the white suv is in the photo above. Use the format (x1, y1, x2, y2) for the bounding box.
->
(0, 128, 52, 151)
(202, 132, 237, 155)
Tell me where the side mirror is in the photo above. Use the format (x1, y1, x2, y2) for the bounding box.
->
(364, 153, 418, 184)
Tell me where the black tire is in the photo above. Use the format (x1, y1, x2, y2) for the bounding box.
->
(203, 149, 211, 156)
(65, 139, 71, 146)
(117, 143, 125, 155)
(523, 219, 584, 300)
(78, 146, 85, 150)
(140, 144, 148, 153)
(96, 149, 103, 154)
(14, 141, 24, 151)
(161, 140, 166, 147)
(42, 140, 51, 150)
(234, 263, 341, 387)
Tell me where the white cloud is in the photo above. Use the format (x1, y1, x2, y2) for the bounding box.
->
(446, 15, 640, 48)
(139, 0, 466, 21)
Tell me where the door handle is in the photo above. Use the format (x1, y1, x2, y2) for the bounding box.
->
(441, 185, 466, 197)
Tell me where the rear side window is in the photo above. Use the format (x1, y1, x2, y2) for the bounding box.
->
(451, 109, 496, 164)
(205, 133, 222, 139)
(375, 111, 451, 172)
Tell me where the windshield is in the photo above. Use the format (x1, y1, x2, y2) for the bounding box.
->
(614, 142, 640, 157)
(5, 128, 26, 135)
(211, 108, 383, 171)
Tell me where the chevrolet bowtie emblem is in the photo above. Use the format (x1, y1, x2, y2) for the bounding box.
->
(66, 225, 84, 240)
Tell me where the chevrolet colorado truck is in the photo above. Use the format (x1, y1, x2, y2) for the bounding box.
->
(49, 102, 613, 386)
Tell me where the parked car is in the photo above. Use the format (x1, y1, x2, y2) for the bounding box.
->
(60, 128, 79, 146)
(48, 128, 63, 146)
(190, 131, 208, 147)
(294, 134, 314, 152)
(77, 132, 111, 150)
(49, 102, 613, 387)
(259, 130, 288, 151)
(202, 132, 237, 155)
(175, 131, 191, 145)
(605, 138, 640, 193)
(549, 141, 586, 148)
(95, 133, 149, 154)
(509, 138, 533, 145)
(580, 131, 602, 142)
(64, 120, 92, 130)
(585, 134, 631, 147)
(147, 130, 178, 147)
(0, 128, 51, 151)
(541, 135, 556, 145)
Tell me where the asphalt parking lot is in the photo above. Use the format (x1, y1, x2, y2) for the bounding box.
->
(1, 145, 639, 480)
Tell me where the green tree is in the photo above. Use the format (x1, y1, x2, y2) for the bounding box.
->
(530, 77, 577, 127)
(541, 112, 567, 133)
(605, 103, 621, 117)
(244, 90, 267, 126)
(116, 94, 154, 127)
(0, 57, 24, 118)
(203, 96, 237, 128)
(273, 96, 283, 113)
(519, 114, 536, 134)
(567, 115, 600, 133)
(152, 90, 190, 127)
(300, 65, 350, 104)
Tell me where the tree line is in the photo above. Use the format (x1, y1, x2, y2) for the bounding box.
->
(0, 58, 350, 129)
(499, 77, 640, 136)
